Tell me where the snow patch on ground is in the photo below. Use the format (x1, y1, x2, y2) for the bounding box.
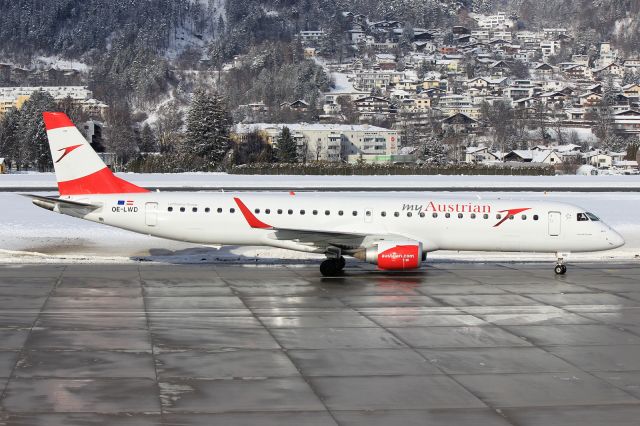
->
(3, 173, 640, 190)
(330, 72, 357, 93)
(33, 56, 89, 72)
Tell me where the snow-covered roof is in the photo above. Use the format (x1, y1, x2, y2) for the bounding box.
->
(465, 145, 488, 154)
(235, 123, 393, 133)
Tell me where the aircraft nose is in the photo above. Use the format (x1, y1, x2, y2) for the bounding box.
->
(607, 230, 625, 248)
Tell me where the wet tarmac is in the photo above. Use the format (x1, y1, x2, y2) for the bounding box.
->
(0, 262, 639, 425)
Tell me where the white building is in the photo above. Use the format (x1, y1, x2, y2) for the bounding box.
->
(235, 123, 400, 163)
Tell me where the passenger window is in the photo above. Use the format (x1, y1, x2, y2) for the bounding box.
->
(192, 207, 198, 212)
(325, 210, 330, 215)
(509, 215, 514, 220)
(366, 211, 371, 217)
(352, 211, 357, 216)
(230, 208, 235, 213)
(471, 213, 476, 219)
(217, 208, 223, 213)
(265, 209, 271, 214)
(533, 215, 539, 221)
(458, 213, 463, 219)
(168, 207, 173, 212)
(313, 210, 318, 215)
(338, 211, 344, 216)
(496, 214, 502, 220)
(483, 214, 488, 219)
(445, 213, 451, 218)
(300, 210, 305, 215)
(205, 208, 210, 213)
(432, 213, 438, 218)
(288, 209, 293, 215)
(381, 211, 387, 217)
(407, 212, 413, 217)
(521, 215, 526, 220)
(254, 208, 260, 214)
(278, 209, 283, 214)
(394, 212, 399, 217)
(419, 212, 425, 218)
(577, 213, 589, 221)
(180, 207, 185, 212)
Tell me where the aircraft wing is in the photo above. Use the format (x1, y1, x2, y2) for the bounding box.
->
(234, 197, 408, 250)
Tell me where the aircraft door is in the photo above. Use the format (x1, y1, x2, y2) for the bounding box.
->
(365, 208, 373, 223)
(145, 202, 158, 227)
(548, 211, 561, 236)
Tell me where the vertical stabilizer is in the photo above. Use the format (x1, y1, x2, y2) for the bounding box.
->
(43, 112, 149, 196)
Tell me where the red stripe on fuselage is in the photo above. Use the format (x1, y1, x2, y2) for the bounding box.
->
(43, 112, 75, 131)
(58, 167, 150, 196)
(494, 208, 531, 227)
(234, 197, 273, 229)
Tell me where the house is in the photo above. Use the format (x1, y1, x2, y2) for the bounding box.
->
(613, 160, 639, 173)
(584, 150, 627, 168)
(0, 158, 5, 174)
(441, 113, 478, 133)
(504, 149, 562, 165)
(593, 63, 625, 78)
(563, 64, 590, 79)
(623, 83, 640, 99)
(578, 92, 603, 107)
(612, 109, 640, 134)
(533, 63, 555, 78)
(464, 145, 501, 163)
(353, 96, 396, 118)
(282, 100, 309, 112)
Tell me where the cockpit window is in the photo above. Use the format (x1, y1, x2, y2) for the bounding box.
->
(577, 213, 589, 222)
(586, 212, 600, 221)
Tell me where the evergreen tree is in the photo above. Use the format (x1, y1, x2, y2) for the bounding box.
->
(419, 135, 447, 165)
(276, 127, 298, 163)
(17, 91, 56, 171)
(139, 124, 158, 153)
(0, 107, 20, 171)
(104, 102, 139, 167)
(185, 89, 233, 170)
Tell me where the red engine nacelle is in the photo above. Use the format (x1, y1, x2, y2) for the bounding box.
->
(355, 241, 424, 270)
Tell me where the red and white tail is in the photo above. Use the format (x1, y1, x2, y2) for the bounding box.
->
(43, 112, 149, 196)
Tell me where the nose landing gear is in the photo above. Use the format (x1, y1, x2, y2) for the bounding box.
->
(554, 252, 569, 275)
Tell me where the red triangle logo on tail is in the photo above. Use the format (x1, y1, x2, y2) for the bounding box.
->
(55, 144, 83, 163)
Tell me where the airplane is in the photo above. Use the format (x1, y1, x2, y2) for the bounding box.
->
(25, 112, 625, 276)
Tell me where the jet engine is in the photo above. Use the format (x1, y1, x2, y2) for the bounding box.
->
(354, 241, 424, 270)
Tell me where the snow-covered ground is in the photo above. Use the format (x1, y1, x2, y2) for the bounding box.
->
(2, 173, 640, 190)
(1, 190, 638, 265)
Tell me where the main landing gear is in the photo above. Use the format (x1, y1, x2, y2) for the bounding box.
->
(320, 256, 346, 277)
(554, 252, 569, 275)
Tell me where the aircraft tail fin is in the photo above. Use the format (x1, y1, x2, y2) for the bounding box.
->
(42, 112, 149, 196)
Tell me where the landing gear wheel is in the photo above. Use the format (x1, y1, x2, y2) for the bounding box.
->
(337, 256, 346, 270)
(554, 264, 567, 275)
(320, 259, 341, 277)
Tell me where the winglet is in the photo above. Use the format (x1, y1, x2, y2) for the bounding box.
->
(234, 197, 273, 229)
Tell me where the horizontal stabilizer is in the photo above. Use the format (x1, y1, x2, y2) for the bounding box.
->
(21, 194, 101, 212)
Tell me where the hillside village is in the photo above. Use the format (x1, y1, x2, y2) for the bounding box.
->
(1, 9, 640, 174)
(270, 11, 640, 172)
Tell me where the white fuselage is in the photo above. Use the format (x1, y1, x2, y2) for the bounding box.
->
(60, 191, 625, 255)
